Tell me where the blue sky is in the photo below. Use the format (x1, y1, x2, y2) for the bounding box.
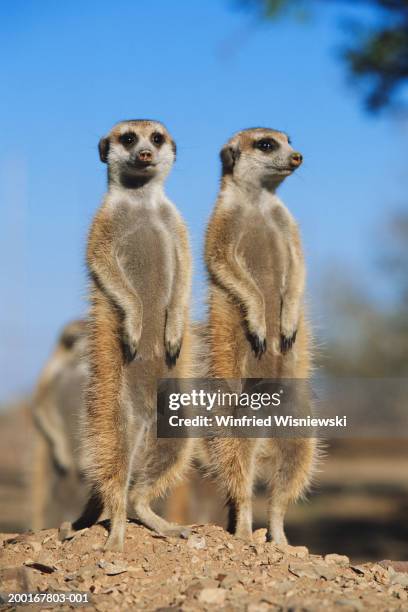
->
(1, 0, 407, 401)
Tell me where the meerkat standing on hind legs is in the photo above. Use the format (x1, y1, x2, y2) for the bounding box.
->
(74, 120, 193, 552)
(205, 128, 317, 545)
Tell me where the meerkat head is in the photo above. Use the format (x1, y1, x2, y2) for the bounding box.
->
(98, 119, 176, 188)
(59, 319, 87, 351)
(220, 128, 302, 190)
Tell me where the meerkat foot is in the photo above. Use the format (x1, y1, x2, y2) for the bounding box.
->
(131, 502, 190, 538)
(266, 530, 288, 546)
(234, 526, 253, 541)
(160, 524, 191, 539)
(246, 331, 267, 358)
(280, 330, 297, 354)
(104, 529, 125, 552)
(228, 497, 253, 540)
(267, 511, 288, 545)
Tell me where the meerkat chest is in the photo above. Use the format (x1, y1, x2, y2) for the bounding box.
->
(236, 208, 288, 281)
(112, 204, 176, 301)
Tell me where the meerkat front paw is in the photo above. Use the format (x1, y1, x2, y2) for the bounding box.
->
(280, 308, 299, 354)
(280, 329, 297, 354)
(122, 317, 141, 362)
(165, 338, 182, 367)
(165, 316, 183, 367)
(247, 331, 267, 358)
(246, 315, 267, 358)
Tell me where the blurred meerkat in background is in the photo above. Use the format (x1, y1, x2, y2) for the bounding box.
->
(76, 120, 194, 551)
(32, 319, 88, 527)
(33, 319, 87, 476)
(204, 128, 317, 545)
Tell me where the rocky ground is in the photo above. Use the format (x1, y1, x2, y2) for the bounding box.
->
(1, 523, 408, 611)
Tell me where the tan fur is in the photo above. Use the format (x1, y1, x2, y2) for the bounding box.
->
(31, 320, 89, 529)
(78, 120, 194, 551)
(204, 128, 317, 544)
(33, 319, 87, 475)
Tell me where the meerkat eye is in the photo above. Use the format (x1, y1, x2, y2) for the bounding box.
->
(119, 132, 137, 147)
(255, 138, 279, 152)
(151, 132, 165, 146)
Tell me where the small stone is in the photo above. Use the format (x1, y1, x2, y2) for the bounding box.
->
(314, 561, 337, 581)
(290, 545, 309, 558)
(276, 543, 308, 558)
(198, 587, 226, 605)
(325, 553, 350, 566)
(252, 529, 267, 544)
(98, 560, 128, 576)
(187, 535, 206, 550)
(289, 561, 320, 579)
(28, 541, 42, 553)
(388, 567, 408, 587)
(25, 560, 56, 574)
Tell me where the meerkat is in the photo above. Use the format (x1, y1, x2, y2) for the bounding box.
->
(33, 319, 87, 476)
(204, 128, 317, 545)
(32, 319, 89, 529)
(75, 119, 193, 552)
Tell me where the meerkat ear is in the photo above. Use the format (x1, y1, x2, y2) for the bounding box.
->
(171, 139, 177, 158)
(220, 144, 239, 175)
(98, 137, 110, 163)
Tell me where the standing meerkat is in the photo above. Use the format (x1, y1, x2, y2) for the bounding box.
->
(205, 128, 316, 544)
(76, 120, 193, 551)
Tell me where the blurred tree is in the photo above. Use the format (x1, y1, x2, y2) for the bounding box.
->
(238, 0, 408, 111)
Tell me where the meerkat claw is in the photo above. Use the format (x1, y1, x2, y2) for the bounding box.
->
(122, 341, 138, 363)
(280, 330, 297, 354)
(247, 332, 267, 358)
(165, 341, 181, 368)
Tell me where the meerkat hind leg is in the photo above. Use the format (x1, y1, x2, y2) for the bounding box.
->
(129, 437, 192, 538)
(266, 437, 315, 545)
(130, 494, 191, 538)
(103, 484, 128, 551)
(207, 438, 257, 541)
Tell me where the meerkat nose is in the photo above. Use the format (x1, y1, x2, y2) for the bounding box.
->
(290, 152, 303, 167)
(138, 149, 153, 162)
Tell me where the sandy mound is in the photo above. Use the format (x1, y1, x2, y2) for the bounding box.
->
(1, 523, 407, 611)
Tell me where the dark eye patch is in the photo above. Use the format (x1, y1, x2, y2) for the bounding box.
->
(254, 138, 279, 153)
(151, 132, 165, 147)
(119, 132, 138, 147)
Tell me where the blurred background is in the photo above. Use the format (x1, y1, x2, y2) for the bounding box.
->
(0, 0, 407, 561)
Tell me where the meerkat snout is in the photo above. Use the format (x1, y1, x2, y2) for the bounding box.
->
(290, 151, 303, 168)
(137, 149, 153, 164)
(98, 119, 177, 188)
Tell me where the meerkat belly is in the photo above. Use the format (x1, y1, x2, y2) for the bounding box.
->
(117, 223, 175, 358)
(238, 222, 286, 335)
